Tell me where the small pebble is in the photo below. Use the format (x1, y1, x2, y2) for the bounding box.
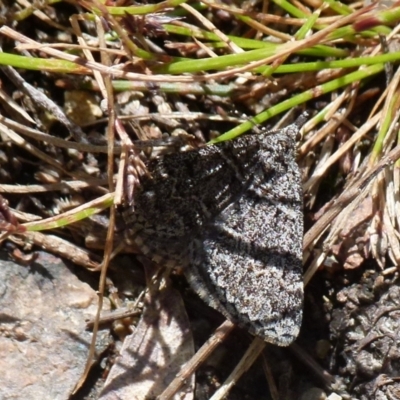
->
(300, 387, 326, 400)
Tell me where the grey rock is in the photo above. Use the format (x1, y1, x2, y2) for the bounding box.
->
(0, 251, 108, 400)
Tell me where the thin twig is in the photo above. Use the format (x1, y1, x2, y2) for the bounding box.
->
(158, 320, 235, 400)
(262, 352, 280, 400)
(209, 337, 266, 400)
(290, 343, 334, 387)
(0, 179, 108, 193)
(9, 231, 101, 270)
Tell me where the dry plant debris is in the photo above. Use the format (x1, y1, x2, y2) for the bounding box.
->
(0, 1, 399, 399)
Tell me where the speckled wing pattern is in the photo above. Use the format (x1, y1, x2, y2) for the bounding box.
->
(122, 117, 304, 346)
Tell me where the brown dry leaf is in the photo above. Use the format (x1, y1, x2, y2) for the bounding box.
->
(99, 275, 195, 400)
(330, 196, 374, 269)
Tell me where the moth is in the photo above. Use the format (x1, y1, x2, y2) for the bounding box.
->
(122, 115, 305, 346)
